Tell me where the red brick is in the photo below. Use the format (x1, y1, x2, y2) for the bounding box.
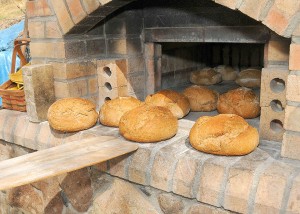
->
(54, 81, 71, 98)
(254, 161, 294, 213)
(66, 0, 87, 24)
(197, 156, 237, 206)
(36, 122, 52, 149)
(30, 41, 65, 59)
(13, 115, 29, 146)
(28, 21, 45, 39)
(263, 0, 300, 36)
(286, 173, 300, 213)
(223, 150, 270, 213)
(23, 121, 40, 150)
(214, 0, 239, 10)
(266, 40, 290, 63)
(48, 130, 66, 147)
(284, 105, 300, 132)
(238, 0, 269, 20)
(292, 23, 300, 37)
(3, 111, 23, 143)
(263, 7, 289, 36)
(109, 153, 131, 179)
(26, 0, 52, 18)
(128, 146, 152, 185)
(150, 134, 189, 192)
(281, 131, 300, 160)
(81, 0, 100, 14)
(0, 110, 7, 139)
(172, 150, 201, 198)
(68, 79, 89, 97)
(45, 21, 62, 38)
(289, 44, 300, 70)
(286, 74, 300, 102)
(51, 0, 74, 34)
(88, 77, 98, 94)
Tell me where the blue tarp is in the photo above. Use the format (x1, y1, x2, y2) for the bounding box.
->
(0, 20, 24, 105)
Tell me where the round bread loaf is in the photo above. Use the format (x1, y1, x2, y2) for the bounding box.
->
(99, 96, 142, 127)
(183, 85, 219, 112)
(214, 65, 238, 81)
(47, 97, 98, 132)
(145, 90, 190, 118)
(235, 68, 261, 88)
(119, 105, 178, 143)
(189, 114, 259, 156)
(190, 67, 222, 85)
(217, 87, 260, 119)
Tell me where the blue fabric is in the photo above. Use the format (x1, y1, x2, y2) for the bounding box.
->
(0, 20, 24, 105)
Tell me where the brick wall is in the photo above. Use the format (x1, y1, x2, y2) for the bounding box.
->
(25, 0, 300, 160)
(0, 109, 300, 213)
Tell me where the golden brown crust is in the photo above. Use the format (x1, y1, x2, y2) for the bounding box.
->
(235, 68, 261, 88)
(214, 65, 238, 81)
(217, 87, 260, 119)
(190, 67, 222, 85)
(47, 97, 98, 132)
(145, 90, 190, 118)
(99, 96, 142, 127)
(183, 85, 219, 112)
(189, 114, 259, 155)
(119, 105, 178, 143)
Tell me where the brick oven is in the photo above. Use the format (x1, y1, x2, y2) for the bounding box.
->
(0, 0, 300, 213)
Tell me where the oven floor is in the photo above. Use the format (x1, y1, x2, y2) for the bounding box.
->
(166, 80, 260, 130)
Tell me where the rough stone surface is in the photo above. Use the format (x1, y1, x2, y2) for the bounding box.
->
(23, 64, 56, 123)
(7, 184, 44, 214)
(60, 168, 93, 212)
(93, 178, 159, 214)
(158, 193, 184, 214)
(282, 131, 300, 161)
(188, 203, 235, 214)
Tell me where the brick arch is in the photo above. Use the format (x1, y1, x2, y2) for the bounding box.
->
(53, 0, 300, 38)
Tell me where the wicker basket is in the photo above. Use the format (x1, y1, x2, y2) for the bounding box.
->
(0, 80, 26, 112)
(0, 38, 30, 112)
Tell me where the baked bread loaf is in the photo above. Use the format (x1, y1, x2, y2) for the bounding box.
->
(217, 87, 260, 119)
(47, 97, 98, 132)
(99, 96, 142, 127)
(119, 105, 178, 143)
(183, 85, 219, 112)
(235, 68, 261, 88)
(145, 90, 190, 118)
(214, 65, 238, 81)
(190, 67, 222, 85)
(189, 114, 259, 156)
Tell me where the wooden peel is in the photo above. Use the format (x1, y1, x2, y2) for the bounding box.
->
(0, 136, 138, 190)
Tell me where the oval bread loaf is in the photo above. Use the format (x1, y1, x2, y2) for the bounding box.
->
(235, 68, 261, 88)
(119, 105, 178, 143)
(190, 67, 222, 85)
(99, 96, 143, 127)
(145, 89, 190, 118)
(189, 114, 259, 156)
(47, 97, 98, 132)
(214, 65, 238, 81)
(217, 87, 260, 119)
(183, 85, 219, 112)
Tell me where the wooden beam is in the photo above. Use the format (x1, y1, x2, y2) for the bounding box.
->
(0, 136, 138, 190)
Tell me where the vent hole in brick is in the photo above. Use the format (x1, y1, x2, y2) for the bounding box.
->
(104, 67, 112, 77)
(105, 97, 111, 101)
(270, 119, 284, 133)
(270, 100, 284, 112)
(105, 82, 112, 91)
(270, 78, 285, 93)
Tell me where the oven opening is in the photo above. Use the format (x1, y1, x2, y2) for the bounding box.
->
(152, 42, 266, 129)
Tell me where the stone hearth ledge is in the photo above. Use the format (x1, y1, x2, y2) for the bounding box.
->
(0, 109, 300, 214)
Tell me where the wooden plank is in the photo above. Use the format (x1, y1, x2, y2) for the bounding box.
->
(0, 136, 138, 190)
